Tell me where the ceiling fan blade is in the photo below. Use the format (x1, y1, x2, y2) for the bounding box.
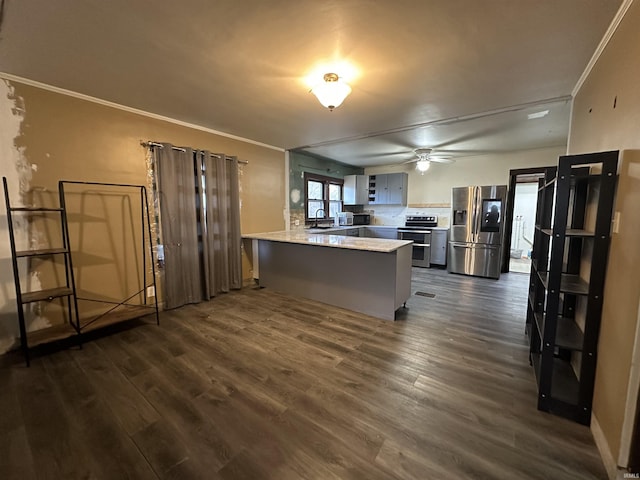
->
(363, 151, 413, 159)
(429, 157, 455, 164)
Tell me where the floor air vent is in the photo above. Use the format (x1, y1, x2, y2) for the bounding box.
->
(415, 291, 436, 298)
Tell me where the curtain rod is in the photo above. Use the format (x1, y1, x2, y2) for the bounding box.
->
(141, 141, 249, 164)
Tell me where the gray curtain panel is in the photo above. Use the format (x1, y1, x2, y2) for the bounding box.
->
(154, 144, 242, 309)
(199, 152, 242, 296)
(154, 143, 202, 309)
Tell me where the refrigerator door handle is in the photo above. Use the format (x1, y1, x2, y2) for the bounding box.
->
(472, 186, 479, 242)
(451, 242, 499, 250)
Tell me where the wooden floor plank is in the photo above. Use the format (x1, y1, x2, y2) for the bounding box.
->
(72, 342, 160, 436)
(0, 267, 607, 479)
(12, 359, 106, 479)
(42, 352, 158, 479)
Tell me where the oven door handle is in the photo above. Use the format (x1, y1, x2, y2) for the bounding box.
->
(412, 243, 430, 247)
(399, 230, 432, 234)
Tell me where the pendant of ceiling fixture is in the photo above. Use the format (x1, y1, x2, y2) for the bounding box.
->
(410, 148, 454, 175)
(415, 148, 432, 174)
(310, 73, 352, 111)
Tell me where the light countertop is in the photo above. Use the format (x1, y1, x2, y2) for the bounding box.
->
(242, 230, 413, 253)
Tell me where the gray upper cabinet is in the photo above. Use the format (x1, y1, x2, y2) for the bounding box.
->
(343, 175, 369, 205)
(368, 173, 408, 205)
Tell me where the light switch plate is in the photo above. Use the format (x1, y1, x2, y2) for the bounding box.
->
(612, 211, 620, 234)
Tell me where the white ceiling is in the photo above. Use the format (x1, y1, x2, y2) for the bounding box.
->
(0, 0, 622, 167)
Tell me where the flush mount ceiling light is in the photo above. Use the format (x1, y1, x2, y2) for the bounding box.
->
(310, 73, 352, 111)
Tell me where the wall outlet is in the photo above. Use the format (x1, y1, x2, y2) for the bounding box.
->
(146, 286, 155, 297)
(294, 219, 300, 226)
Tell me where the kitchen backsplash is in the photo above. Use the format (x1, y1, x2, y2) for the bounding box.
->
(367, 205, 451, 227)
(288, 205, 451, 230)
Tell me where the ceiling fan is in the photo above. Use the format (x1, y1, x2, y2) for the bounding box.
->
(403, 148, 454, 174)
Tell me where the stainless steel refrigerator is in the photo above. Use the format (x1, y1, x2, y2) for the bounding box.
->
(448, 185, 507, 279)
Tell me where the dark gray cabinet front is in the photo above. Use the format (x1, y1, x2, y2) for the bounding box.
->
(430, 230, 448, 266)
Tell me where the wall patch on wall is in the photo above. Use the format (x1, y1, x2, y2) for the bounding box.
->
(0, 79, 49, 353)
(290, 188, 301, 205)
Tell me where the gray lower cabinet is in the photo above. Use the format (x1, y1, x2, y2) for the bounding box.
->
(430, 229, 448, 266)
(360, 227, 398, 239)
(324, 228, 360, 237)
(318, 226, 399, 239)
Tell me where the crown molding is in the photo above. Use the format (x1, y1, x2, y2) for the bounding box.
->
(572, 0, 635, 97)
(0, 72, 285, 152)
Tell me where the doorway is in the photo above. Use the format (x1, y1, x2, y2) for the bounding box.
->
(502, 166, 554, 273)
(509, 182, 538, 273)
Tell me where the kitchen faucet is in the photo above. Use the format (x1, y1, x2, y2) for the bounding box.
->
(313, 208, 326, 228)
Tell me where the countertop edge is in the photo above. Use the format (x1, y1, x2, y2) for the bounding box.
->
(242, 231, 413, 253)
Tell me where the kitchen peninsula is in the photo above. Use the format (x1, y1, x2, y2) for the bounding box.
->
(243, 230, 413, 321)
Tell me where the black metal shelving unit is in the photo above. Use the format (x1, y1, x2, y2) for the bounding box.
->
(3, 177, 81, 366)
(526, 151, 618, 425)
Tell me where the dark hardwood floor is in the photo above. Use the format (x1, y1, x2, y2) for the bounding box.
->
(0, 268, 607, 479)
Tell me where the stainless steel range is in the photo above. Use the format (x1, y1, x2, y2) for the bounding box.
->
(397, 215, 438, 268)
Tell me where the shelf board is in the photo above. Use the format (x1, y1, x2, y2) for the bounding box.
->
(15, 247, 68, 258)
(531, 352, 542, 388)
(21, 287, 73, 304)
(537, 270, 548, 287)
(27, 323, 78, 347)
(559, 275, 590, 295)
(565, 229, 595, 237)
(540, 228, 594, 237)
(532, 354, 580, 406)
(550, 358, 580, 405)
(533, 310, 544, 340)
(531, 259, 549, 274)
(537, 272, 589, 295)
(528, 294, 536, 312)
(10, 207, 63, 212)
(555, 317, 584, 351)
(80, 305, 156, 332)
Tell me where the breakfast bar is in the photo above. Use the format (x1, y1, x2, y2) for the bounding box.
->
(243, 230, 413, 321)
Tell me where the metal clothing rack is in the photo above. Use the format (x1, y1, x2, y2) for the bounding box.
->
(59, 180, 160, 333)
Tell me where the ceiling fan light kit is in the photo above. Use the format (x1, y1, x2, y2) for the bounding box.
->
(416, 160, 431, 173)
(402, 147, 455, 174)
(311, 73, 352, 111)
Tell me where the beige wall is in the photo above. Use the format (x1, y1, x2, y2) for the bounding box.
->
(364, 146, 564, 226)
(367, 146, 564, 204)
(568, 0, 640, 470)
(0, 79, 286, 352)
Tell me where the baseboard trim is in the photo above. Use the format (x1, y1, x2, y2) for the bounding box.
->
(592, 414, 618, 479)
